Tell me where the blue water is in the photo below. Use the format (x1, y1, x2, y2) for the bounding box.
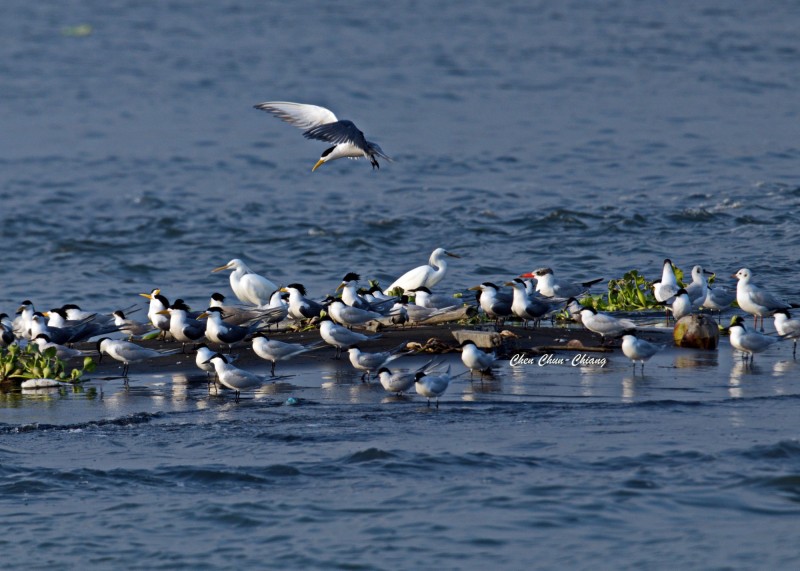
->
(2, 1, 800, 568)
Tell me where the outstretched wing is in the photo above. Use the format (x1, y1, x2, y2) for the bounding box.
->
(254, 101, 338, 131)
(303, 120, 367, 147)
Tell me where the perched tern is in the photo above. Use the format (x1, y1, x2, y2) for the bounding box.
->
(336, 272, 371, 310)
(519, 268, 603, 299)
(212, 259, 278, 306)
(727, 315, 782, 363)
(564, 297, 585, 324)
(734, 268, 792, 331)
(140, 289, 171, 339)
(773, 309, 800, 357)
(414, 364, 453, 408)
(384, 248, 460, 295)
(30, 312, 92, 345)
(505, 279, 558, 327)
(200, 306, 264, 351)
(194, 343, 219, 378)
(653, 259, 680, 304)
(460, 340, 497, 377)
(252, 332, 324, 376)
(620, 334, 663, 374)
(112, 310, 155, 338)
(32, 334, 87, 360)
(281, 284, 324, 320)
(208, 292, 286, 327)
(409, 287, 458, 310)
(337, 273, 398, 314)
(376, 360, 435, 395)
(469, 282, 512, 324)
(318, 315, 381, 359)
(204, 353, 267, 401)
(327, 299, 382, 328)
(14, 300, 36, 339)
(670, 288, 692, 321)
(578, 307, 636, 344)
(0, 313, 15, 347)
(376, 367, 417, 395)
(347, 343, 407, 381)
(254, 101, 391, 171)
(158, 301, 206, 351)
(97, 337, 180, 378)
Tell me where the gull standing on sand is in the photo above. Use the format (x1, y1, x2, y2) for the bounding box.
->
(212, 259, 278, 306)
(684, 265, 713, 307)
(384, 248, 460, 295)
(734, 268, 792, 331)
(254, 101, 391, 171)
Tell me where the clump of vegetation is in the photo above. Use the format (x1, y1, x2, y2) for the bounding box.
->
(0, 344, 95, 385)
(567, 264, 687, 312)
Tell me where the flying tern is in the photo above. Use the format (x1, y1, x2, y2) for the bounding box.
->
(254, 101, 391, 171)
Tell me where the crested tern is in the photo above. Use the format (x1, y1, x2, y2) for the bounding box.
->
(254, 101, 391, 171)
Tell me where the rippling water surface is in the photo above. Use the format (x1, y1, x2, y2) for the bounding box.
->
(2, 1, 800, 569)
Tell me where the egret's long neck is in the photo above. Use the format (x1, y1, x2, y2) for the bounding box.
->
(428, 254, 448, 286)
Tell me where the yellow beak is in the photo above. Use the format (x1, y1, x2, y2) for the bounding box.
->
(212, 263, 231, 273)
(311, 158, 325, 172)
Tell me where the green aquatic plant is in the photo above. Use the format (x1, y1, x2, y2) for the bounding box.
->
(606, 270, 659, 310)
(0, 343, 95, 385)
